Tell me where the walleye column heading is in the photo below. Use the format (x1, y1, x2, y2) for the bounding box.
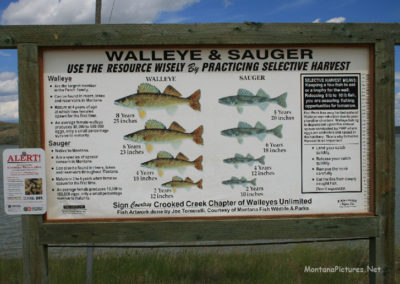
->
(63, 48, 351, 74)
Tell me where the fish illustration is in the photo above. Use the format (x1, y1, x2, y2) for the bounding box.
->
(218, 88, 287, 113)
(114, 83, 201, 118)
(124, 120, 203, 152)
(222, 177, 256, 188)
(141, 151, 203, 176)
(162, 176, 203, 190)
(221, 121, 282, 144)
(223, 153, 265, 168)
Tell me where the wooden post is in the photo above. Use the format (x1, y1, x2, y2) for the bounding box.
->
(369, 39, 395, 283)
(95, 0, 102, 24)
(18, 43, 49, 284)
(86, 245, 94, 284)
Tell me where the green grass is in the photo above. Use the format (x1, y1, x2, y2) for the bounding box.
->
(0, 258, 22, 284)
(0, 245, 382, 284)
(0, 121, 18, 145)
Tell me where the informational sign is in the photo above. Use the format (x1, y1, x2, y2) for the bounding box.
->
(41, 46, 372, 220)
(3, 148, 47, 215)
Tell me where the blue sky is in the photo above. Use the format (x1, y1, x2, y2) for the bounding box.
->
(0, 0, 399, 124)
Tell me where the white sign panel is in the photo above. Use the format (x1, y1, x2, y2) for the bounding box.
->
(42, 46, 372, 220)
(3, 148, 47, 215)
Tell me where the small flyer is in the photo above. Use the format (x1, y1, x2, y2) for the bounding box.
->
(3, 148, 47, 215)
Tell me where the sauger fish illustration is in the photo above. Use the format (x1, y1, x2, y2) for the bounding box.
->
(221, 121, 282, 144)
(162, 176, 203, 190)
(114, 83, 201, 118)
(141, 151, 203, 176)
(218, 88, 287, 113)
(223, 153, 265, 168)
(124, 120, 203, 152)
(222, 177, 256, 189)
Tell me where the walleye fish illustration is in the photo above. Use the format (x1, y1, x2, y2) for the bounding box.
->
(223, 153, 265, 168)
(221, 121, 282, 144)
(222, 177, 256, 188)
(124, 119, 203, 152)
(162, 176, 203, 190)
(218, 88, 287, 113)
(141, 151, 203, 176)
(114, 83, 201, 118)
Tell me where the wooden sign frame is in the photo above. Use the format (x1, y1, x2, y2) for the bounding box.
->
(0, 23, 396, 283)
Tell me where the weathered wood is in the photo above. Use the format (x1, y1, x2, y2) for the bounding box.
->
(95, 0, 101, 25)
(1, 23, 400, 48)
(86, 245, 94, 284)
(18, 43, 49, 284)
(369, 39, 395, 284)
(39, 216, 378, 244)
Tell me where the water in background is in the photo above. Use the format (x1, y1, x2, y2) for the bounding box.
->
(1, 137, 400, 258)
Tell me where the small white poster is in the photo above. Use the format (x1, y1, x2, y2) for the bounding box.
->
(3, 148, 47, 215)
